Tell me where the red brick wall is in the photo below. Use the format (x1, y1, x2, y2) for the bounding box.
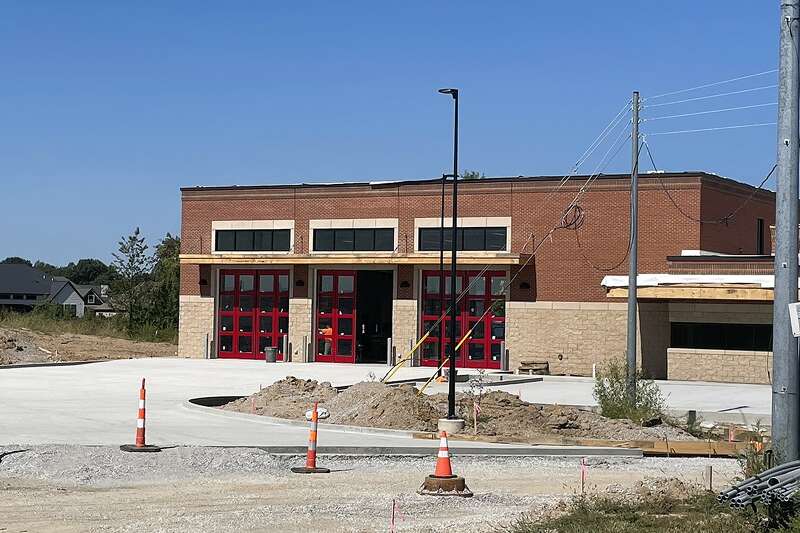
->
(699, 180, 775, 255)
(180, 173, 775, 302)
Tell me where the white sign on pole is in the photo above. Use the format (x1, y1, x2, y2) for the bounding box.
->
(789, 302, 800, 338)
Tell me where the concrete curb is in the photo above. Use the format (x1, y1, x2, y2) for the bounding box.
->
(0, 360, 103, 370)
(183, 399, 423, 438)
(205, 445, 642, 457)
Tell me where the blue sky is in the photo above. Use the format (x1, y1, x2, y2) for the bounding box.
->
(0, 1, 780, 264)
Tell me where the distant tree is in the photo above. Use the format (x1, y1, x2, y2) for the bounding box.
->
(33, 260, 60, 275)
(112, 228, 156, 331)
(70, 258, 117, 285)
(145, 233, 180, 329)
(461, 170, 485, 180)
(1, 256, 32, 266)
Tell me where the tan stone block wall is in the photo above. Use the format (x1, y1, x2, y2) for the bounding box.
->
(392, 299, 418, 365)
(505, 301, 630, 376)
(668, 348, 772, 384)
(288, 297, 313, 362)
(178, 295, 214, 358)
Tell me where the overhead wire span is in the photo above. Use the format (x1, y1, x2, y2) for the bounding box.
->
(644, 85, 778, 108)
(647, 122, 777, 136)
(572, 141, 642, 272)
(383, 101, 636, 380)
(641, 138, 776, 225)
(644, 102, 777, 121)
(542, 99, 631, 203)
(644, 69, 777, 101)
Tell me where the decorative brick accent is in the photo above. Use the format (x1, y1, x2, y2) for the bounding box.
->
(178, 295, 214, 358)
(288, 297, 312, 362)
(668, 348, 772, 384)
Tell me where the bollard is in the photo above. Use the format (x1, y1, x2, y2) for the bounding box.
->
(705, 465, 713, 491)
(291, 402, 330, 474)
(120, 378, 161, 452)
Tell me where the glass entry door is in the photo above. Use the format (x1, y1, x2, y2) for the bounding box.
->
(315, 270, 356, 363)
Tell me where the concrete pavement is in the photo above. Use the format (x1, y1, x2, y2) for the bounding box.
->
(0, 358, 771, 447)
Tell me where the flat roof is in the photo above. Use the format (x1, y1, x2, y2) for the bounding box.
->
(180, 170, 774, 195)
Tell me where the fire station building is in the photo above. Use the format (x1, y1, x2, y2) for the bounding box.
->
(179, 172, 776, 383)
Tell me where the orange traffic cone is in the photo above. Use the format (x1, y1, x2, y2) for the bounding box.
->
(120, 378, 161, 453)
(433, 431, 454, 478)
(417, 431, 472, 497)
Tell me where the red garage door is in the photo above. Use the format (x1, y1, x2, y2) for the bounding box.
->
(419, 270, 506, 369)
(218, 269, 289, 359)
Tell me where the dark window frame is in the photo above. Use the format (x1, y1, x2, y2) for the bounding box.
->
(418, 227, 508, 252)
(756, 218, 765, 255)
(670, 322, 773, 352)
(214, 229, 292, 252)
(313, 228, 395, 252)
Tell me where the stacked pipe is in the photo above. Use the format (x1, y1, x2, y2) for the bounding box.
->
(719, 460, 800, 508)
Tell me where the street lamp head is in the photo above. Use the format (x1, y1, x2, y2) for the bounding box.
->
(437, 87, 458, 98)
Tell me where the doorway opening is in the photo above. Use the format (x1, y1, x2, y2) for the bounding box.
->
(356, 270, 393, 363)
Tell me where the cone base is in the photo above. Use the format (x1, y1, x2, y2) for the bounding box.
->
(120, 444, 162, 453)
(417, 475, 473, 497)
(291, 466, 331, 474)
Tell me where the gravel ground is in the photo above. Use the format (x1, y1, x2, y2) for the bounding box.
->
(0, 445, 740, 533)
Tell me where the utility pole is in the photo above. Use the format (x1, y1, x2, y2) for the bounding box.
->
(438, 173, 446, 377)
(626, 91, 640, 403)
(772, 0, 800, 464)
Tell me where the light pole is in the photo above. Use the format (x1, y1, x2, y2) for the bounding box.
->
(438, 87, 460, 423)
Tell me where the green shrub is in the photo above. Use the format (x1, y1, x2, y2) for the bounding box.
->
(593, 358, 665, 423)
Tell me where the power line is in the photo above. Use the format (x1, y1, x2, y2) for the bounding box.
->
(644, 102, 777, 121)
(645, 85, 778, 108)
(647, 122, 777, 136)
(642, 139, 776, 225)
(644, 69, 778, 100)
(572, 141, 642, 273)
(543, 100, 631, 203)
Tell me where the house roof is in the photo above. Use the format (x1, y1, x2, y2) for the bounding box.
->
(0, 264, 53, 295)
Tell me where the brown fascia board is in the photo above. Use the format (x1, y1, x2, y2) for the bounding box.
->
(180, 171, 716, 198)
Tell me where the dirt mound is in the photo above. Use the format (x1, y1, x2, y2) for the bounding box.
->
(225, 379, 696, 442)
(326, 381, 439, 432)
(429, 391, 696, 441)
(222, 376, 338, 419)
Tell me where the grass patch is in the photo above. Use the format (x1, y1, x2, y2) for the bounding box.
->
(498, 491, 757, 533)
(0, 310, 177, 344)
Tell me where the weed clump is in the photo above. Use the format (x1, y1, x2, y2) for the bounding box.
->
(592, 358, 665, 424)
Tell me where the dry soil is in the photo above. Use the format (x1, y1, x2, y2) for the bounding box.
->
(0, 327, 176, 365)
(223, 378, 696, 442)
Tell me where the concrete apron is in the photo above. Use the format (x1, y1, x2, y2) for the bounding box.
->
(184, 400, 642, 457)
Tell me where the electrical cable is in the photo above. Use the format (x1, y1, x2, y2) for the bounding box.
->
(543, 100, 632, 203)
(384, 102, 636, 373)
(644, 69, 777, 101)
(642, 139, 776, 225)
(644, 85, 778, 108)
(644, 102, 777, 121)
(647, 122, 777, 136)
(572, 142, 642, 272)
